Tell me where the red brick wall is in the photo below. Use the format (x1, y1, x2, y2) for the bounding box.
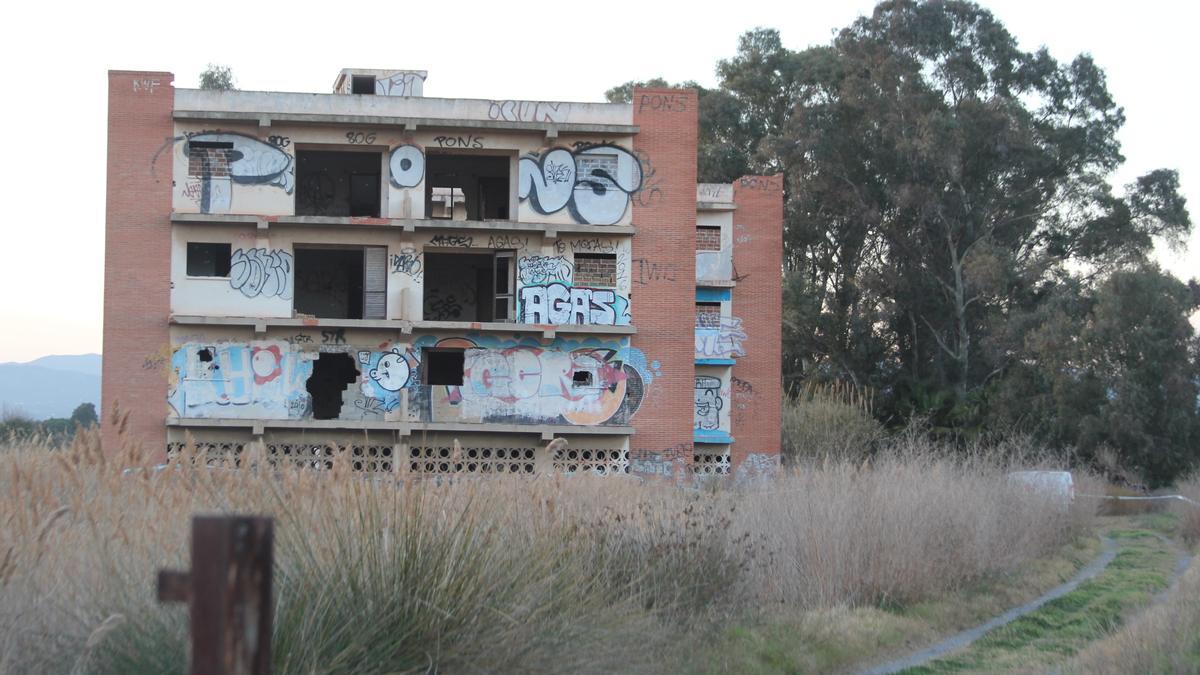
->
(630, 88, 699, 475)
(730, 175, 784, 470)
(102, 71, 175, 457)
(696, 225, 721, 251)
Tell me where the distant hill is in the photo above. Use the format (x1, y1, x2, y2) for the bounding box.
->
(0, 354, 101, 420)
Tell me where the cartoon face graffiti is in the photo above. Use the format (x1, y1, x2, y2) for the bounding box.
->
(694, 376, 724, 431)
(368, 348, 412, 391)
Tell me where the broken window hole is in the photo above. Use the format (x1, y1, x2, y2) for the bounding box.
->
(306, 352, 359, 420)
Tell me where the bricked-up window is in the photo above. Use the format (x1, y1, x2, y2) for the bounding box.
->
(187, 141, 234, 178)
(573, 253, 617, 287)
(696, 302, 721, 329)
(186, 242, 232, 277)
(576, 153, 619, 182)
(697, 226, 722, 251)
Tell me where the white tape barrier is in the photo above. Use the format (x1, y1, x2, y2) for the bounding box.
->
(1077, 493, 1200, 507)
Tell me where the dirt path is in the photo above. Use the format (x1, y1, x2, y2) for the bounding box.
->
(857, 536, 1119, 675)
(859, 524, 1194, 675)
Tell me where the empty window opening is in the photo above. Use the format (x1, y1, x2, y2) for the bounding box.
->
(351, 75, 376, 95)
(423, 251, 514, 322)
(425, 153, 510, 220)
(294, 246, 387, 319)
(572, 370, 593, 387)
(697, 226, 722, 251)
(186, 242, 232, 277)
(423, 349, 465, 386)
(306, 352, 359, 420)
(296, 150, 382, 217)
(696, 302, 722, 329)
(429, 187, 466, 219)
(573, 253, 617, 287)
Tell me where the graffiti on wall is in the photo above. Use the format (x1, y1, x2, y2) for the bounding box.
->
(735, 453, 780, 483)
(488, 100, 570, 123)
(695, 316, 747, 359)
(517, 255, 573, 285)
(731, 376, 755, 428)
(230, 248, 293, 299)
(395, 335, 656, 427)
(518, 144, 643, 225)
(629, 443, 690, 477)
(375, 71, 426, 96)
(357, 348, 417, 411)
(184, 133, 294, 214)
(389, 145, 425, 188)
(168, 342, 313, 419)
(694, 376, 724, 431)
(390, 248, 423, 279)
(518, 283, 631, 326)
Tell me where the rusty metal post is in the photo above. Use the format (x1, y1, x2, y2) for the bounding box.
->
(158, 515, 274, 675)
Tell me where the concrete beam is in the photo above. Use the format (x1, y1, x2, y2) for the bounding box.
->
(168, 315, 636, 336)
(174, 110, 640, 136)
(169, 212, 637, 238)
(166, 416, 635, 437)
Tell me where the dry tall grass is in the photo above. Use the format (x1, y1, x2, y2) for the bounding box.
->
(0, 427, 1090, 673)
(1067, 556, 1200, 674)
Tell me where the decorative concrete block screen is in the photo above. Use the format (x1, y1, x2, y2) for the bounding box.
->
(167, 441, 246, 467)
(552, 447, 629, 476)
(692, 449, 731, 475)
(408, 445, 537, 474)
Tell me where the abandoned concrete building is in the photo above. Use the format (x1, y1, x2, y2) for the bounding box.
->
(102, 69, 783, 478)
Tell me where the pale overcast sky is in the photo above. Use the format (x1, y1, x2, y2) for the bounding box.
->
(0, 0, 1195, 362)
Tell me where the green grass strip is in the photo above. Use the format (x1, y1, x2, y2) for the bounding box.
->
(897, 530, 1175, 674)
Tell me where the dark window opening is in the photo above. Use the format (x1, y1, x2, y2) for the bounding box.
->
(423, 251, 514, 322)
(306, 352, 359, 420)
(572, 370, 593, 387)
(297, 150, 382, 217)
(425, 154, 510, 221)
(351, 75, 376, 95)
(187, 242, 232, 277)
(294, 246, 387, 319)
(423, 349, 465, 386)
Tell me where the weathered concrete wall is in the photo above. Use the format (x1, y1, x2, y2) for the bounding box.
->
(696, 209, 733, 281)
(629, 88, 699, 477)
(175, 89, 633, 126)
(102, 71, 175, 454)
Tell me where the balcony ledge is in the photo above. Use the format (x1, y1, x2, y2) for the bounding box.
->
(171, 212, 636, 238)
(169, 315, 636, 337)
(167, 416, 634, 439)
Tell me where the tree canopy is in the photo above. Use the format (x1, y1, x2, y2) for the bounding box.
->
(609, 0, 1197, 484)
(199, 64, 236, 91)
